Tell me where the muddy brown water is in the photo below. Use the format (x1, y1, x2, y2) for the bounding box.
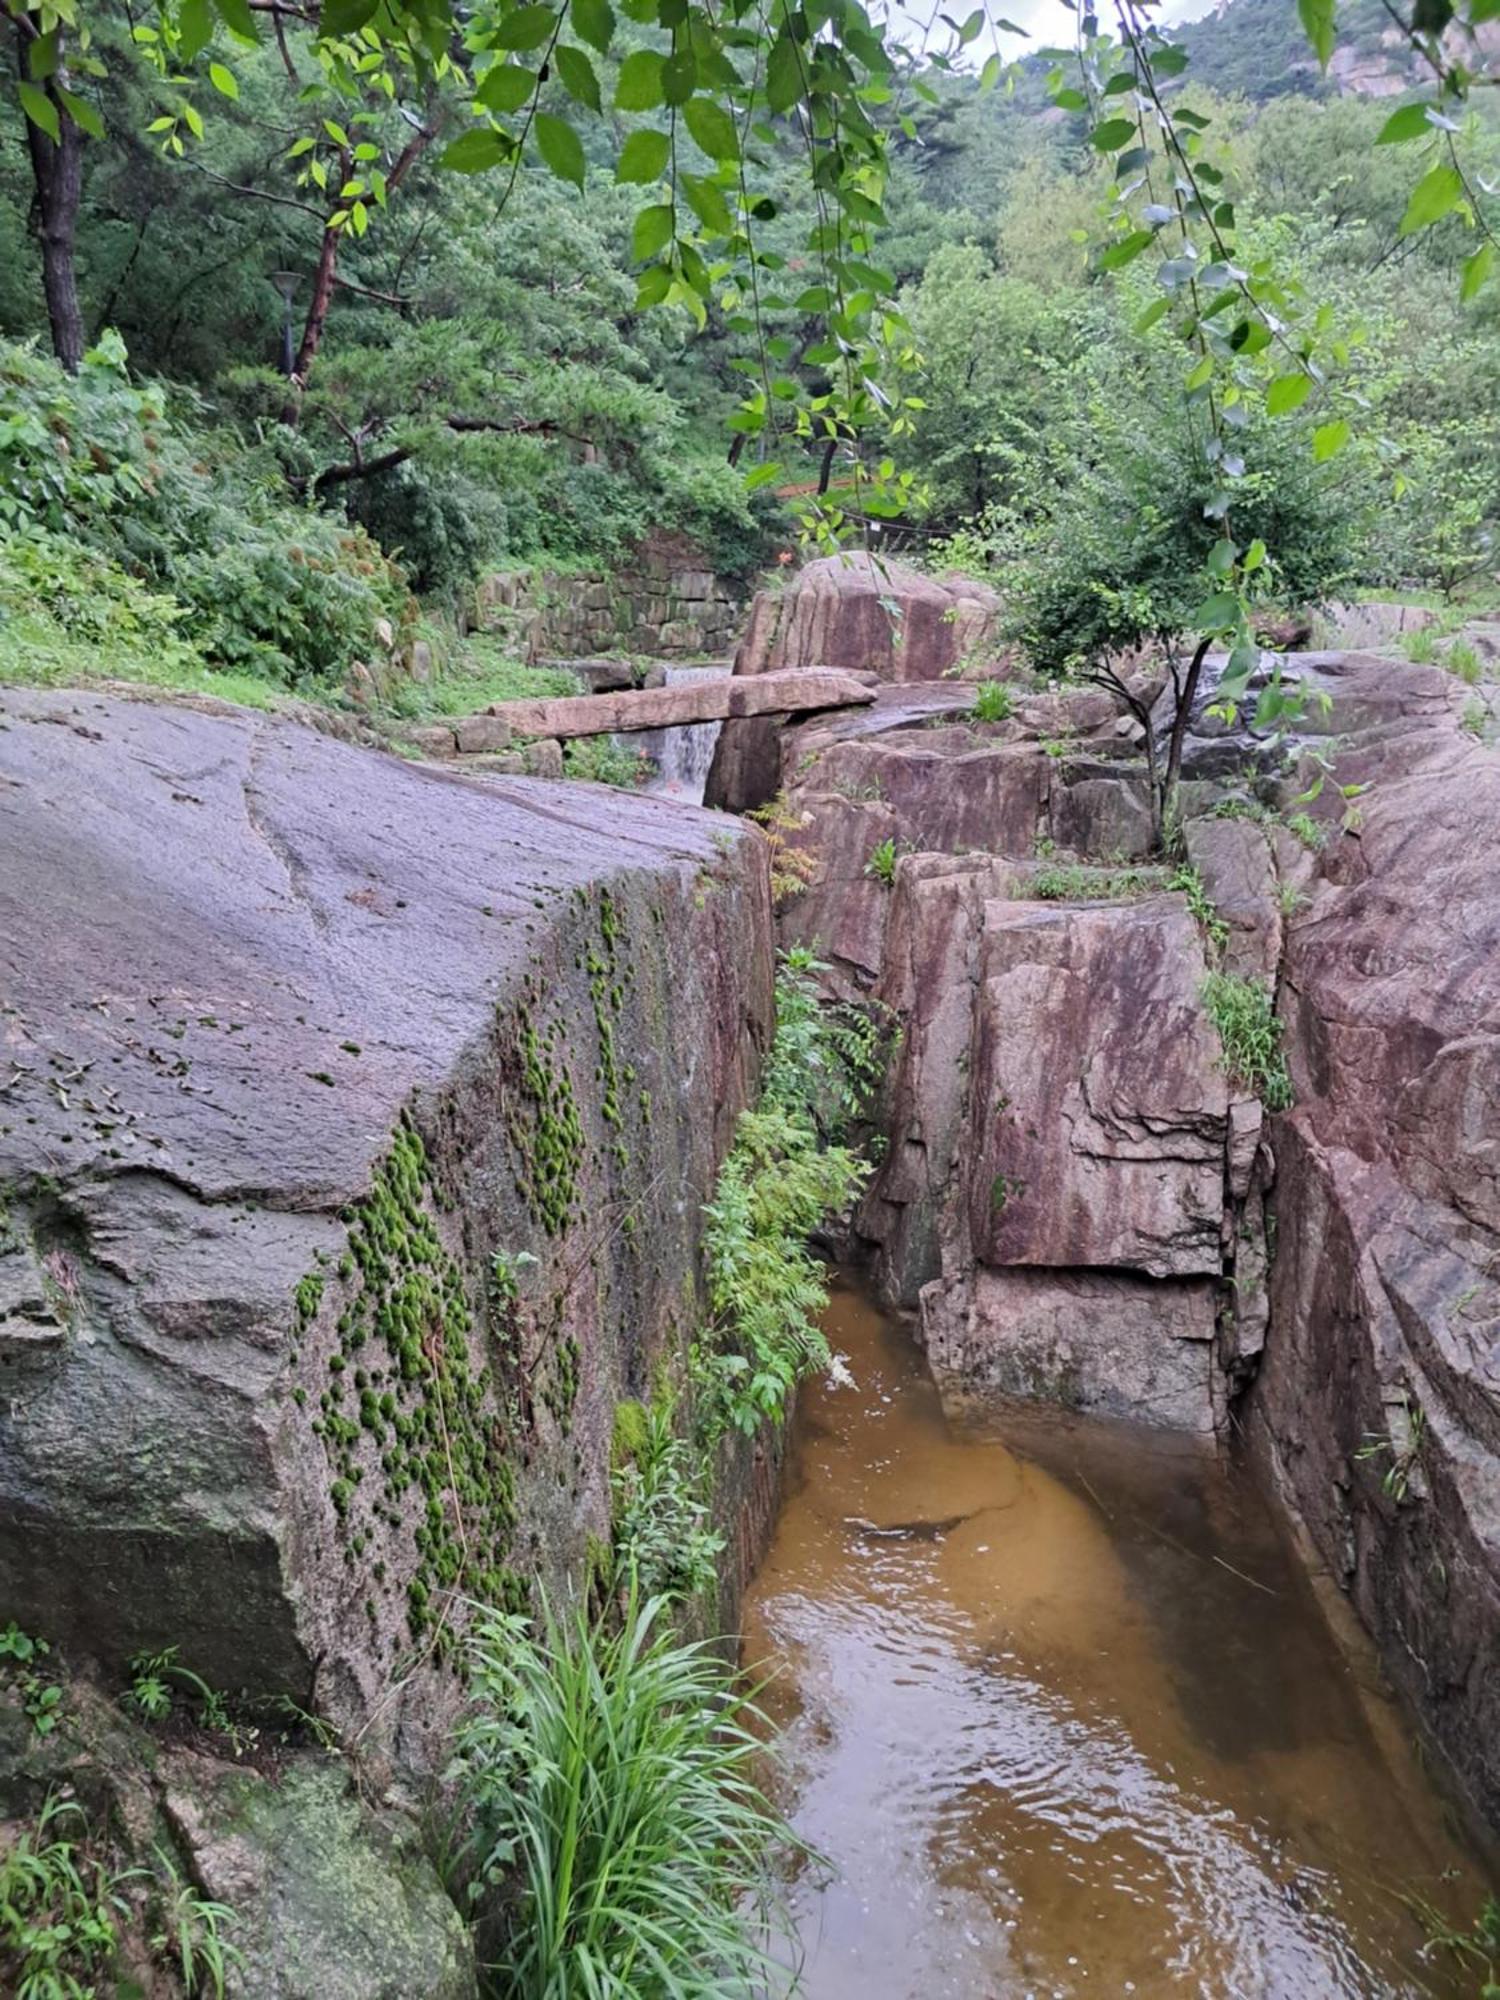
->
(742, 1276, 1494, 2000)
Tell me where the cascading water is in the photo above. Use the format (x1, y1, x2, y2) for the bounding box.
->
(629, 660, 732, 803)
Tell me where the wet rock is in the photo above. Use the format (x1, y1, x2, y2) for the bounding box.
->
(921, 1267, 1218, 1435)
(733, 555, 1004, 683)
(959, 898, 1228, 1279)
(0, 689, 771, 1776)
(161, 1753, 477, 2000)
(1240, 650, 1500, 1824)
(1183, 815, 1283, 982)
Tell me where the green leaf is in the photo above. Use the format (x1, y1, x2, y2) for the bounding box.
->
(477, 62, 535, 111)
(1097, 229, 1153, 272)
(1312, 419, 1350, 461)
(1208, 538, 1237, 577)
(617, 127, 669, 183)
(555, 44, 600, 110)
(178, 0, 214, 60)
(571, 0, 615, 51)
(17, 82, 59, 144)
(766, 34, 803, 114)
(1185, 353, 1214, 392)
(1194, 591, 1241, 632)
(534, 111, 585, 186)
(615, 49, 665, 109)
(1091, 116, 1136, 152)
(683, 96, 739, 161)
(27, 31, 59, 80)
(1399, 162, 1462, 236)
(1053, 85, 1088, 110)
(632, 202, 675, 261)
(1244, 538, 1267, 574)
(208, 61, 240, 98)
(662, 50, 697, 104)
(493, 4, 557, 48)
(321, 0, 381, 32)
(441, 127, 508, 173)
(56, 86, 104, 139)
(1297, 0, 1335, 68)
(1266, 372, 1312, 416)
(1461, 241, 1496, 302)
(214, 0, 260, 38)
(1135, 298, 1170, 334)
(681, 171, 732, 234)
(1375, 101, 1433, 144)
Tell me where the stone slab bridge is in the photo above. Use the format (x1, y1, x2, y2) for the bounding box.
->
(429, 666, 876, 756)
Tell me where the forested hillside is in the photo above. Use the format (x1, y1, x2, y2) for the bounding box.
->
(1, 0, 1497, 711)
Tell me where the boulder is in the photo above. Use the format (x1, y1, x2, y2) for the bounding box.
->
(0, 689, 771, 1776)
(476, 666, 875, 740)
(921, 1267, 1218, 1436)
(161, 1754, 478, 2000)
(733, 554, 1004, 683)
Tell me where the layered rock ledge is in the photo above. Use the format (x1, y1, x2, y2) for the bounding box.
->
(0, 689, 771, 1777)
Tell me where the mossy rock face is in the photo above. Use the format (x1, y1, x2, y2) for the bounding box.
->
(161, 1754, 477, 2000)
(0, 688, 774, 1777)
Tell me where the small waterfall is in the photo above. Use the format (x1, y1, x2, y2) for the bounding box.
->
(629, 661, 733, 804)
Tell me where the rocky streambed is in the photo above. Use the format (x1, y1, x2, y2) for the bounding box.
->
(1, 553, 1498, 1994)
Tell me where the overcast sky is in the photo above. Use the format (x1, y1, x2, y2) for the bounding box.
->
(886, 0, 1222, 60)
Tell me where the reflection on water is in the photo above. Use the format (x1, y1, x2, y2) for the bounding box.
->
(741, 1276, 1493, 2000)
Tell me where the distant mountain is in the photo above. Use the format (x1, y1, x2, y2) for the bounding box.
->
(1174, 0, 1500, 102)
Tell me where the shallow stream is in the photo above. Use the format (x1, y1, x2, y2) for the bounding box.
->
(742, 1277, 1493, 2000)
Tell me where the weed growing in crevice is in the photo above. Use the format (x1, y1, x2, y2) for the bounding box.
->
(0, 1623, 63, 1738)
(1169, 862, 1230, 957)
(447, 1593, 807, 2000)
(0, 1792, 243, 2000)
(1202, 971, 1294, 1111)
(1029, 863, 1157, 903)
(970, 679, 1013, 724)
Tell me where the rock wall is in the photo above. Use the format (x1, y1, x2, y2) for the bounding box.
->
(0, 689, 772, 1790)
(1243, 660, 1500, 1826)
(772, 595, 1500, 1832)
(475, 534, 747, 661)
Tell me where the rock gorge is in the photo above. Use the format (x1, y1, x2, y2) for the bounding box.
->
(2, 553, 1498, 1988)
(730, 555, 1500, 1832)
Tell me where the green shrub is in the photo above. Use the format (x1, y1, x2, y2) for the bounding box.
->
(610, 1394, 725, 1602)
(970, 679, 1013, 723)
(1202, 971, 1294, 1110)
(563, 737, 651, 788)
(865, 836, 899, 886)
(0, 334, 409, 689)
(449, 1593, 804, 1999)
(693, 949, 881, 1442)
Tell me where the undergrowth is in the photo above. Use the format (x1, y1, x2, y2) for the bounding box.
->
(0, 1791, 240, 2000)
(1202, 970, 1294, 1110)
(448, 1593, 807, 1999)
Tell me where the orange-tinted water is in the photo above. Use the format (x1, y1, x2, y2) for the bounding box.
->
(742, 1276, 1494, 2000)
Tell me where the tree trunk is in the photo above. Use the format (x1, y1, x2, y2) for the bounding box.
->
(1161, 636, 1213, 847)
(15, 30, 84, 372)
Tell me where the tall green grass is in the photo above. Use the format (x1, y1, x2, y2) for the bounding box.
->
(449, 1594, 805, 1999)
